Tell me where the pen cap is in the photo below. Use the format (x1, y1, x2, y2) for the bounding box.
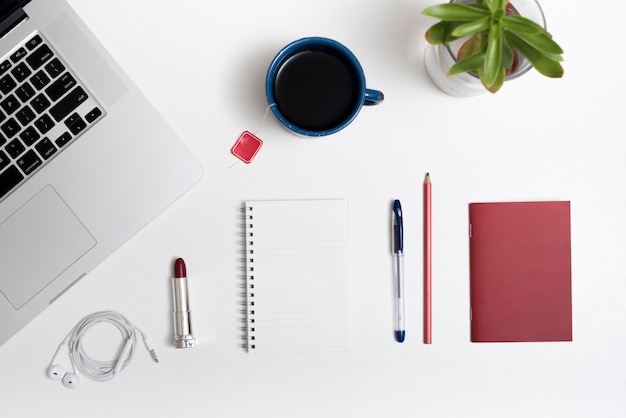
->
(392, 200, 403, 253)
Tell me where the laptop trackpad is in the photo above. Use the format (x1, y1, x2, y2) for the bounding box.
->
(0, 186, 96, 309)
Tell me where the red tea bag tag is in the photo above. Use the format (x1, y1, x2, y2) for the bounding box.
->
(231, 130, 263, 164)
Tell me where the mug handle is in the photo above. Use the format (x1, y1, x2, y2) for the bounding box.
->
(363, 89, 384, 106)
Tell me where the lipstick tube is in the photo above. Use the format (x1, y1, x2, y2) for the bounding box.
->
(172, 258, 195, 348)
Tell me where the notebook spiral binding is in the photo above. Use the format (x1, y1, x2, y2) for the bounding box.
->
(241, 205, 256, 351)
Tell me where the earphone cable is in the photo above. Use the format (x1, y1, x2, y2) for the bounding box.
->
(62, 311, 158, 382)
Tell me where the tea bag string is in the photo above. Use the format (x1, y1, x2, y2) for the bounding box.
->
(252, 103, 277, 136)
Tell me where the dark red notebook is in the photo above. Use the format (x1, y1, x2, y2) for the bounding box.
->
(469, 201, 572, 342)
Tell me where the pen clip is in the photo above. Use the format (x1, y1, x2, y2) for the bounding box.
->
(392, 200, 403, 253)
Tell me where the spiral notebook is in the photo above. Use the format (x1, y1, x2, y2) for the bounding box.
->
(243, 200, 350, 354)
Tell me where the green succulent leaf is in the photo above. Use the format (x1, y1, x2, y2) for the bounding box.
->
(484, 0, 506, 13)
(521, 35, 563, 62)
(425, 21, 462, 44)
(422, 3, 490, 21)
(504, 29, 564, 61)
(505, 31, 564, 78)
(501, 15, 545, 35)
(501, 38, 514, 70)
(458, 34, 485, 59)
(482, 65, 506, 93)
(482, 21, 503, 87)
(452, 16, 491, 38)
(449, 46, 485, 76)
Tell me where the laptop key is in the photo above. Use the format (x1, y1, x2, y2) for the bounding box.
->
(30, 93, 51, 114)
(16, 106, 36, 126)
(16, 83, 36, 102)
(0, 165, 24, 199)
(1, 118, 21, 138)
(19, 126, 40, 146)
(34, 114, 54, 134)
(25, 44, 53, 70)
(1, 94, 20, 115)
(45, 73, 76, 101)
(34, 138, 57, 160)
(70, 118, 87, 135)
(65, 112, 85, 131)
(11, 63, 31, 83)
(16, 150, 42, 175)
(49, 86, 88, 122)
(55, 132, 72, 148)
(44, 58, 65, 78)
(0, 74, 16, 94)
(85, 107, 103, 123)
(6, 138, 25, 158)
(0, 150, 9, 170)
(30, 70, 50, 90)
(10, 48, 27, 63)
(26, 35, 43, 51)
(0, 60, 11, 75)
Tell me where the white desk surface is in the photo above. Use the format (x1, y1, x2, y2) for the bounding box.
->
(2, 0, 625, 416)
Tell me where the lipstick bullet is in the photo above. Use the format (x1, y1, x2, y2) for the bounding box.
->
(172, 258, 195, 348)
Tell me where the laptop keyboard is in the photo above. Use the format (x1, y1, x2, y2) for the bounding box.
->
(0, 32, 104, 202)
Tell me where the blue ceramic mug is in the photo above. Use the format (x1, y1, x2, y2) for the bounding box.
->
(266, 37, 384, 137)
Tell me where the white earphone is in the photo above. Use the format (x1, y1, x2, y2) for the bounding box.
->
(47, 343, 80, 389)
(47, 364, 65, 380)
(46, 311, 158, 389)
(61, 372, 80, 389)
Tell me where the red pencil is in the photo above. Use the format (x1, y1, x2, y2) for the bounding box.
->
(424, 173, 432, 344)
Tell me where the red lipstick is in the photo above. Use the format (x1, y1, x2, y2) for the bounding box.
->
(171, 257, 195, 348)
(174, 258, 186, 278)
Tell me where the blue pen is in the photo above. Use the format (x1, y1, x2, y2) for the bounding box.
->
(392, 200, 405, 343)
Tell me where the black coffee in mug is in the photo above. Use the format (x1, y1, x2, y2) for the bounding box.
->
(266, 37, 383, 137)
(273, 50, 359, 132)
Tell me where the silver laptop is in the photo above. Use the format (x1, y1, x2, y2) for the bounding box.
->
(0, 0, 203, 346)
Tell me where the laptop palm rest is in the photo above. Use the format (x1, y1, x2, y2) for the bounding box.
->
(0, 186, 96, 309)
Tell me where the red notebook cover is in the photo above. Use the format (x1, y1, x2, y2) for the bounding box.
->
(469, 201, 572, 342)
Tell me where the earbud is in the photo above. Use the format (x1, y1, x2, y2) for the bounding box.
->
(47, 364, 66, 381)
(62, 373, 80, 389)
(47, 343, 79, 388)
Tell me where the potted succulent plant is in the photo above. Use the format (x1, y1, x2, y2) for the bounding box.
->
(422, 0, 564, 95)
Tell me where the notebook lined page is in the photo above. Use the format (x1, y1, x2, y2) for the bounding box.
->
(244, 200, 350, 353)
